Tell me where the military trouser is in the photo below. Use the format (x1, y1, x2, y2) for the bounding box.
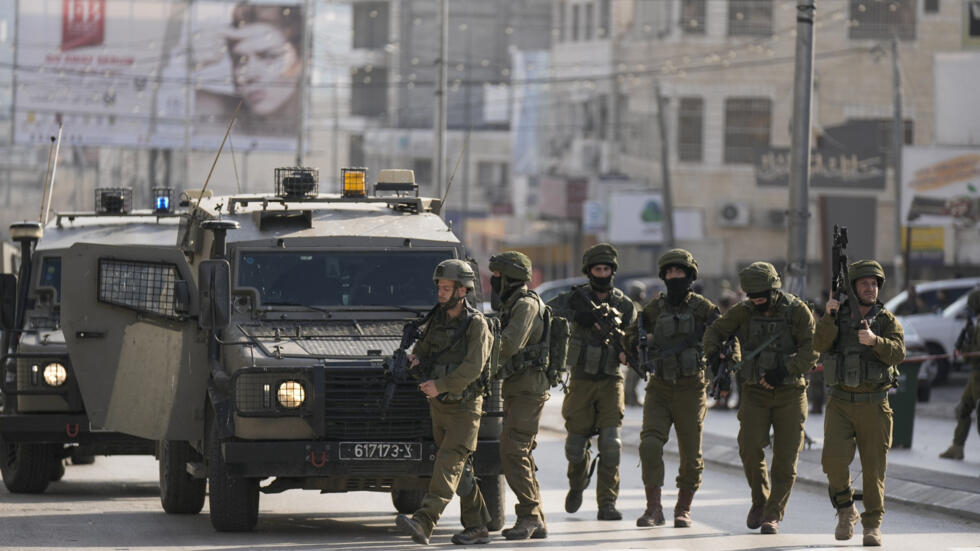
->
(501, 390, 548, 522)
(737, 383, 807, 521)
(639, 373, 707, 490)
(822, 393, 892, 529)
(413, 396, 490, 536)
(562, 376, 625, 508)
(951, 368, 980, 447)
(624, 365, 642, 406)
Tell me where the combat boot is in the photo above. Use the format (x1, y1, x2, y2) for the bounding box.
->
(451, 526, 490, 545)
(939, 444, 965, 460)
(501, 517, 547, 540)
(636, 486, 665, 527)
(834, 503, 859, 540)
(597, 503, 622, 520)
(746, 503, 765, 529)
(863, 527, 882, 546)
(760, 518, 779, 534)
(395, 514, 429, 545)
(565, 488, 583, 513)
(673, 487, 695, 528)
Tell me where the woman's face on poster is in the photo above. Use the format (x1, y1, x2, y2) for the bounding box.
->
(228, 21, 301, 116)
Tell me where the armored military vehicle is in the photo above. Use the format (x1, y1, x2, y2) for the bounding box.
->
(0, 188, 176, 493)
(59, 167, 504, 532)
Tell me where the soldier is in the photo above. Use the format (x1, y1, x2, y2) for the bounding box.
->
(939, 288, 980, 460)
(547, 243, 637, 521)
(488, 251, 550, 541)
(814, 260, 905, 547)
(702, 262, 817, 535)
(631, 249, 726, 528)
(395, 259, 494, 546)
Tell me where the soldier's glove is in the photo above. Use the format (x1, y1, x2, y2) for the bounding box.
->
(574, 310, 596, 327)
(763, 365, 789, 387)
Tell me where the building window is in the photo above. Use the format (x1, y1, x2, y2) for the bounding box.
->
(478, 161, 510, 211)
(724, 97, 771, 164)
(875, 119, 915, 146)
(352, 2, 389, 50)
(849, 0, 916, 41)
(924, 0, 939, 14)
(728, 0, 772, 36)
(681, 0, 707, 34)
(558, 1, 566, 42)
(585, 2, 594, 40)
(350, 66, 388, 118)
(677, 97, 704, 162)
(598, 0, 611, 38)
(572, 4, 580, 41)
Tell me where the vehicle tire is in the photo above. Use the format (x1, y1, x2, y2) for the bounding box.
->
(206, 416, 259, 532)
(49, 458, 65, 482)
(480, 473, 506, 532)
(160, 440, 206, 515)
(391, 489, 425, 514)
(70, 451, 96, 465)
(917, 382, 932, 402)
(0, 439, 58, 493)
(928, 344, 950, 386)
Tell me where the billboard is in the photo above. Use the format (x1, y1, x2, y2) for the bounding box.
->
(606, 192, 703, 244)
(903, 147, 980, 226)
(14, 0, 304, 151)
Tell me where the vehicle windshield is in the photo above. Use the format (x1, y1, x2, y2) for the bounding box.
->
(39, 256, 62, 300)
(237, 250, 453, 307)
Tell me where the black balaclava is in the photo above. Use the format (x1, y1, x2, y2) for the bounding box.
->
(490, 275, 524, 311)
(747, 290, 772, 312)
(662, 265, 693, 305)
(490, 275, 502, 311)
(588, 264, 614, 293)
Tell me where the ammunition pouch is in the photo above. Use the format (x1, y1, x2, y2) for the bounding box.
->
(823, 350, 891, 388)
(429, 362, 483, 402)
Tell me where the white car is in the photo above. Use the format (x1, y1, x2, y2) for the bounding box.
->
(888, 278, 980, 385)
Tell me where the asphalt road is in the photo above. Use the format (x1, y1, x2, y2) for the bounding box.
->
(0, 430, 977, 550)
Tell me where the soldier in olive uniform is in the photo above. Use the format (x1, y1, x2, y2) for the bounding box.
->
(488, 251, 550, 541)
(939, 288, 980, 461)
(630, 249, 728, 528)
(395, 259, 494, 546)
(814, 260, 905, 547)
(547, 243, 637, 521)
(703, 262, 817, 535)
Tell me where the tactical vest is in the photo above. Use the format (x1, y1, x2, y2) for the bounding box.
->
(566, 286, 629, 377)
(498, 290, 549, 380)
(822, 304, 894, 388)
(650, 296, 703, 382)
(422, 307, 486, 401)
(740, 292, 799, 385)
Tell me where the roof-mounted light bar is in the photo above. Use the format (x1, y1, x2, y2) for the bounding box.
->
(95, 188, 132, 215)
(275, 167, 319, 199)
(375, 169, 418, 197)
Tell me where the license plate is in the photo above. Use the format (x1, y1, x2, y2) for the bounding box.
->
(339, 442, 421, 461)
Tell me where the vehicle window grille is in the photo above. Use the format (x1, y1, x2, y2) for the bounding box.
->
(98, 259, 180, 319)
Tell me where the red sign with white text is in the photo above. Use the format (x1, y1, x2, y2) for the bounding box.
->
(61, 0, 105, 51)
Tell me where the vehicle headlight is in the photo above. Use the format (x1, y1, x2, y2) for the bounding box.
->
(43, 362, 68, 387)
(276, 380, 306, 409)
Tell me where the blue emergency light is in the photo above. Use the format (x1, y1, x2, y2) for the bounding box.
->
(152, 187, 174, 214)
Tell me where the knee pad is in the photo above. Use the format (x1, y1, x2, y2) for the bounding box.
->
(597, 427, 622, 464)
(639, 434, 665, 458)
(565, 432, 589, 464)
(456, 459, 476, 498)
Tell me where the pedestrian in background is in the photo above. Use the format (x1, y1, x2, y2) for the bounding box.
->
(624, 280, 649, 407)
(813, 260, 905, 547)
(939, 288, 980, 461)
(703, 262, 817, 535)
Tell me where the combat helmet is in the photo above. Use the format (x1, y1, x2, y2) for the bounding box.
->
(739, 262, 782, 294)
(581, 243, 619, 274)
(489, 251, 532, 282)
(658, 248, 699, 281)
(848, 260, 885, 288)
(967, 288, 980, 313)
(433, 259, 477, 292)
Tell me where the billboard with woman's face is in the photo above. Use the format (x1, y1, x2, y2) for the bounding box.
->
(13, 0, 305, 152)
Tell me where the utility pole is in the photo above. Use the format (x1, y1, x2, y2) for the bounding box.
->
(183, 0, 192, 188)
(655, 84, 675, 248)
(295, 0, 313, 166)
(784, 0, 816, 298)
(433, 0, 448, 201)
(891, 34, 906, 289)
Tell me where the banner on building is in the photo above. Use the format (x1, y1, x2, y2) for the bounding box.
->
(903, 147, 980, 226)
(14, 0, 304, 151)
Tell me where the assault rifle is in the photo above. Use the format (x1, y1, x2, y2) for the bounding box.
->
(636, 312, 649, 382)
(708, 336, 737, 400)
(955, 313, 976, 357)
(382, 306, 438, 413)
(583, 295, 646, 380)
(831, 225, 856, 319)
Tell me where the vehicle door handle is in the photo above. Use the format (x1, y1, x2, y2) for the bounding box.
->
(75, 331, 106, 339)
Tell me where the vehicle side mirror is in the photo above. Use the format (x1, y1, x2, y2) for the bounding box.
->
(199, 260, 230, 330)
(0, 273, 16, 331)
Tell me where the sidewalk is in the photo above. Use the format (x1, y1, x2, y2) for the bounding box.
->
(539, 371, 980, 522)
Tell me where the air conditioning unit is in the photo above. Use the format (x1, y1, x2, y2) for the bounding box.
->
(717, 202, 750, 227)
(764, 208, 787, 228)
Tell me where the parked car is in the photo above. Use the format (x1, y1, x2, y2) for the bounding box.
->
(902, 322, 937, 402)
(889, 279, 980, 385)
(534, 274, 664, 304)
